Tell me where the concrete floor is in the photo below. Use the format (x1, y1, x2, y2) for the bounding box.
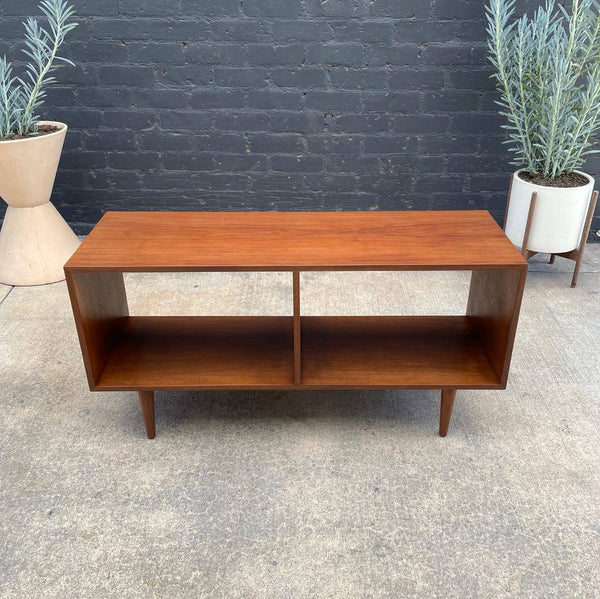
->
(1, 248, 599, 598)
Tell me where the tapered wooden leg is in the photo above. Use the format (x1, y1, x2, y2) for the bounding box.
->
(521, 192, 537, 257)
(549, 254, 555, 265)
(539, 191, 598, 287)
(571, 190, 598, 288)
(138, 391, 155, 439)
(571, 258, 582, 288)
(439, 390, 456, 437)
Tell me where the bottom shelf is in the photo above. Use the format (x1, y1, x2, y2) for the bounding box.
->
(301, 316, 501, 389)
(97, 316, 294, 390)
(95, 315, 501, 390)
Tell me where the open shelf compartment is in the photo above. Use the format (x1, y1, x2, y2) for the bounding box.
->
(97, 316, 295, 390)
(300, 316, 501, 389)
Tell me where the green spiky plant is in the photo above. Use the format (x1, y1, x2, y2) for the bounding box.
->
(486, 0, 600, 180)
(0, 0, 77, 139)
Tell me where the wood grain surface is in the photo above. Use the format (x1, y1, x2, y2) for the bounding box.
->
(467, 269, 527, 387)
(65, 210, 526, 272)
(66, 271, 129, 387)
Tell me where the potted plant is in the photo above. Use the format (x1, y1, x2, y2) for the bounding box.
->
(0, 0, 78, 286)
(486, 0, 599, 256)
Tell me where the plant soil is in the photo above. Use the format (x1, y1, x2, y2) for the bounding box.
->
(0, 124, 61, 142)
(519, 171, 589, 188)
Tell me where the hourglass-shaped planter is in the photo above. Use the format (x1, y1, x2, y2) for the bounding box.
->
(0, 121, 80, 286)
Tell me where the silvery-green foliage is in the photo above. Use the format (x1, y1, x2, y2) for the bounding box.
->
(0, 0, 77, 138)
(487, 0, 600, 178)
(0, 58, 22, 138)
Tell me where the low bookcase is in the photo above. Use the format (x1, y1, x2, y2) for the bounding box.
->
(65, 211, 527, 438)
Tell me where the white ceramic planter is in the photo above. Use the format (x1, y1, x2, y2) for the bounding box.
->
(0, 121, 80, 285)
(505, 169, 594, 254)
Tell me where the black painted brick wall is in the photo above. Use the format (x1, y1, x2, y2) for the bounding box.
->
(0, 0, 599, 238)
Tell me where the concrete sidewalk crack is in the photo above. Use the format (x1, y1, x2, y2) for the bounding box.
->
(0, 286, 14, 308)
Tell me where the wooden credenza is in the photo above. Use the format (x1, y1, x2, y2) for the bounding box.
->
(65, 211, 527, 438)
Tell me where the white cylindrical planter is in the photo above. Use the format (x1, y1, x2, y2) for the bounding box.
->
(505, 169, 594, 254)
(0, 121, 80, 286)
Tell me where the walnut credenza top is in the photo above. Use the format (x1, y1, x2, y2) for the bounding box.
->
(65, 210, 526, 272)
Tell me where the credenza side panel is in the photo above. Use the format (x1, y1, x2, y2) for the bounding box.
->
(65, 271, 129, 389)
(466, 268, 527, 387)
